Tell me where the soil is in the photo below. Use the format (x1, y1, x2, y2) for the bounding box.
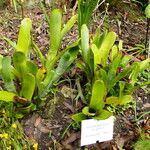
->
(0, 1, 149, 150)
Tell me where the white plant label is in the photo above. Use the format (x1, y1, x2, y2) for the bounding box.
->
(81, 116, 115, 146)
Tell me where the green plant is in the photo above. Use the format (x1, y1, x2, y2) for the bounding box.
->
(78, 0, 100, 34)
(72, 80, 112, 123)
(0, 101, 31, 149)
(145, 4, 150, 18)
(133, 110, 150, 150)
(127, 44, 148, 56)
(134, 140, 150, 150)
(10, 0, 24, 13)
(133, 126, 150, 150)
(32, 9, 78, 98)
(12, 0, 18, 12)
(1, 18, 36, 116)
(0, 9, 78, 116)
(72, 24, 150, 124)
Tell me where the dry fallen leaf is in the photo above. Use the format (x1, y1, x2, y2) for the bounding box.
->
(34, 116, 42, 127)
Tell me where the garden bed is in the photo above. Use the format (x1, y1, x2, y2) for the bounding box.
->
(0, 1, 149, 149)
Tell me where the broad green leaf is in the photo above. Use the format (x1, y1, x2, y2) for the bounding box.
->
(41, 47, 79, 97)
(93, 110, 112, 120)
(46, 40, 79, 70)
(47, 9, 62, 61)
(2, 56, 16, 92)
(72, 112, 87, 123)
(119, 81, 125, 98)
(99, 32, 117, 66)
(120, 55, 131, 67)
(11, 67, 20, 79)
(81, 24, 90, 65)
(129, 63, 140, 85)
(0, 91, 16, 102)
(139, 58, 150, 72)
(97, 31, 108, 49)
(129, 59, 150, 85)
(16, 18, 32, 56)
(95, 69, 107, 85)
(53, 47, 79, 81)
(118, 40, 123, 51)
(61, 15, 77, 39)
(90, 80, 105, 112)
(82, 106, 96, 116)
(105, 96, 120, 106)
(109, 52, 122, 75)
(120, 95, 133, 105)
(112, 52, 122, 70)
(111, 45, 118, 61)
(107, 53, 122, 89)
(92, 29, 108, 49)
(92, 28, 101, 47)
(91, 44, 100, 71)
(106, 95, 132, 106)
(145, 4, 150, 18)
(41, 70, 55, 91)
(20, 73, 35, 100)
(13, 52, 27, 77)
(26, 61, 38, 76)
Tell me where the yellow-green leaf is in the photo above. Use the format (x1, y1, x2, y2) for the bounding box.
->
(2, 56, 16, 92)
(81, 24, 90, 65)
(72, 112, 87, 123)
(0, 91, 16, 102)
(99, 32, 117, 66)
(90, 80, 105, 112)
(139, 58, 150, 72)
(82, 106, 96, 116)
(13, 52, 27, 77)
(111, 45, 118, 61)
(61, 15, 77, 39)
(93, 110, 112, 120)
(145, 4, 150, 18)
(106, 95, 133, 106)
(47, 9, 62, 62)
(105, 96, 120, 106)
(20, 73, 35, 100)
(91, 44, 101, 71)
(16, 18, 32, 56)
